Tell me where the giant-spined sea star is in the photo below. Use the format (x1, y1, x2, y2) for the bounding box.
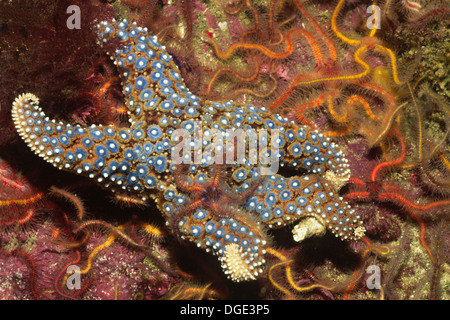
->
(11, 19, 365, 282)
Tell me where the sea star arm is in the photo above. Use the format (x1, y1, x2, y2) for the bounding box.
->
(97, 20, 193, 128)
(245, 173, 364, 241)
(11, 93, 161, 196)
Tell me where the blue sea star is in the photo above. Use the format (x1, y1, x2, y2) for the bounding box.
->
(11, 19, 365, 282)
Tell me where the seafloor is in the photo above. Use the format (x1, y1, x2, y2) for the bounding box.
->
(0, 0, 448, 300)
